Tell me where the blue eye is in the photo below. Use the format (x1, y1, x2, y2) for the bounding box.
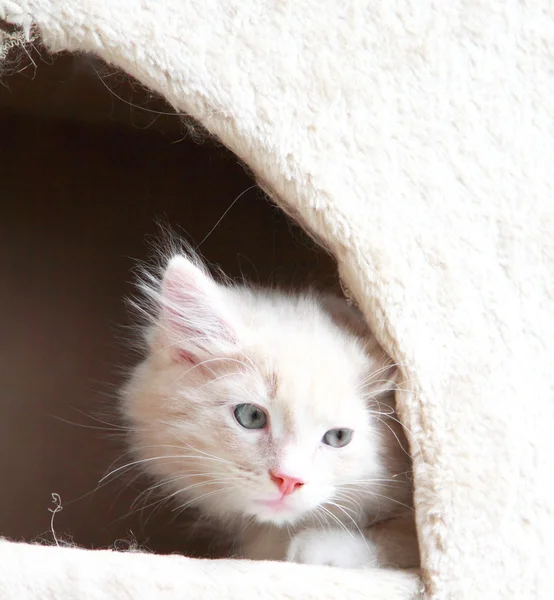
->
(234, 404, 267, 429)
(323, 428, 353, 448)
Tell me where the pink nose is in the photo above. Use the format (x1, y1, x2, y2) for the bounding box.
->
(269, 471, 305, 496)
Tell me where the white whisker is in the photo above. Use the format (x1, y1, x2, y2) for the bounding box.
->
(318, 505, 355, 539)
(99, 454, 237, 484)
(326, 499, 372, 554)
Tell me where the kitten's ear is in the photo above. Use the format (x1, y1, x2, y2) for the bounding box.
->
(154, 255, 238, 362)
(322, 295, 399, 399)
(321, 295, 369, 337)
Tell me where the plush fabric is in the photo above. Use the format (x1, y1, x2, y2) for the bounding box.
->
(1, 1, 552, 598)
(0, 539, 420, 600)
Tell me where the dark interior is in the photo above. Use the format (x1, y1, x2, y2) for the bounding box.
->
(0, 52, 336, 555)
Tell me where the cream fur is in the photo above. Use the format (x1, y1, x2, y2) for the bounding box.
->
(1, 1, 553, 599)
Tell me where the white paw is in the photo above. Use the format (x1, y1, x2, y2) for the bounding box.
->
(286, 528, 378, 569)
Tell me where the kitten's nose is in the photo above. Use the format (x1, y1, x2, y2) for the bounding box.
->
(269, 470, 305, 496)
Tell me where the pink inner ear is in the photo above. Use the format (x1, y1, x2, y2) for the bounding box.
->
(176, 348, 197, 364)
(159, 257, 236, 361)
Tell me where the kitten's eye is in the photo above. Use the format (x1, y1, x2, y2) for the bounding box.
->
(323, 428, 353, 448)
(234, 403, 267, 429)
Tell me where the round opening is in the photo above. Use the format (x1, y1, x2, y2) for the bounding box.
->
(0, 52, 337, 555)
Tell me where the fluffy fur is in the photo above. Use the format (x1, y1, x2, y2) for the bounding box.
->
(121, 252, 418, 568)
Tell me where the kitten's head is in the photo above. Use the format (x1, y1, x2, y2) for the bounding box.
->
(122, 254, 411, 527)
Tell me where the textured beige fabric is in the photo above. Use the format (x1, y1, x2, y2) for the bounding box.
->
(0, 539, 420, 600)
(1, 1, 553, 598)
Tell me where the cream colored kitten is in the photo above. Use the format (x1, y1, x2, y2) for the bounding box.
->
(121, 252, 419, 568)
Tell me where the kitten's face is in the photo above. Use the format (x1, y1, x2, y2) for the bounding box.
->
(122, 256, 407, 527)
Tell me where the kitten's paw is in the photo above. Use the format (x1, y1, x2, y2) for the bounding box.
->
(286, 528, 378, 569)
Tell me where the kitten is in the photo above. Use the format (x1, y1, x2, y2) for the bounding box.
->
(121, 251, 419, 568)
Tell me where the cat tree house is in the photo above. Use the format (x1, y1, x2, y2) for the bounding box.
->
(0, 1, 552, 599)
